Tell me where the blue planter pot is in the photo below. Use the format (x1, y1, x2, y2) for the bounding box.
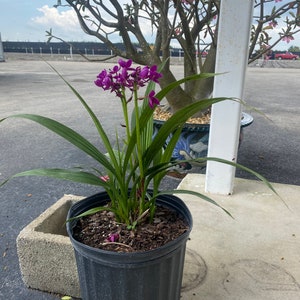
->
(66, 191, 193, 300)
(153, 112, 253, 168)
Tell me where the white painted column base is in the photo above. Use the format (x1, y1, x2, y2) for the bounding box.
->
(205, 0, 254, 195)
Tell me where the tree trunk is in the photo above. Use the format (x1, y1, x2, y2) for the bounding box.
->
(159, 67, 194, 113)
(190, 44, 217, 101)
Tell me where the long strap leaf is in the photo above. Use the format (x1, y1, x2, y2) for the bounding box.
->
(2, 168, 107, 187)
(123, 73, 223, 168)
(143, 98, 230, 166)
(44, 61, 121, 179)
(0, 114, 116, 175)
(156, 189, 233, 218)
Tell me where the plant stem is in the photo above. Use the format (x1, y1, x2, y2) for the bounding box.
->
(133, 88, 147, 214)
(121, 88, 131, 143)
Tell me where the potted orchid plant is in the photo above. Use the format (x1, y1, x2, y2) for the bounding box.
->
(0, 59, 273, 300)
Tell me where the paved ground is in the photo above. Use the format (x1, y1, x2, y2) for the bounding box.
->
(0, 56, 299, 299)
(179, 174, 300, 300)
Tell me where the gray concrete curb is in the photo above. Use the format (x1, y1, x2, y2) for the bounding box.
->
(16, 195, 83, 298)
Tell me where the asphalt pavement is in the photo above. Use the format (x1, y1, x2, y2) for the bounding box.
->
(0, 55, 299, 299)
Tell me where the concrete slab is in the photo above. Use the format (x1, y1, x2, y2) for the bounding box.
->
(179, 174, 300, 300)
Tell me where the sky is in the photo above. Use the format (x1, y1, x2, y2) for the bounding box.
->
(0, 0, 299, 51)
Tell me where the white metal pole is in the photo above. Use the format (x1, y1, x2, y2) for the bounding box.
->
(0, 33, 5, 62)
(70, 46, 73, 59)
(205, 0, 254, 194)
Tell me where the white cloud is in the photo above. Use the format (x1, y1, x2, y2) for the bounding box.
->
(33, 6, 78, 29)
(31, 4, 298, 49)
(32, 5, 121, 42)
(32, 5, 83, 39)
(31, 4, 157, 43)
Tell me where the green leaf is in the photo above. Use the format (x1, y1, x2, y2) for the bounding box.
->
(143, 97, 231, 166)
(8, 168, 107, 186)
(124, 72, 223, 168)
(263, 25, 273, 30)
(155, 73, 219, 101)
(289, 11, 295, 18)
(157, 189, 233, 218)
(151, 155, 285, 211)
(46, 28, 52, 43)
(204, 157, 279, 196)
(0, 114, 116, 175)
(43, 61, 120, 173)
(68, 205, 113, 222)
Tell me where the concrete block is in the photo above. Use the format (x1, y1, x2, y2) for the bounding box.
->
(16, 194, 83, 298)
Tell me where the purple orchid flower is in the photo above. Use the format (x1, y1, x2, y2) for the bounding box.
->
(106, 233, 119, 243)
(94, 59, 162, 108)
(148, 90, 160, 108)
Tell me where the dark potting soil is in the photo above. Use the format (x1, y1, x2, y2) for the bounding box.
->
(72, 205, 189, 252)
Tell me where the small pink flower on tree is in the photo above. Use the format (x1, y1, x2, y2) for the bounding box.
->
(269, 21, 277, 28)
(282, 35, 294, 43)
(175, 27, 181, 35)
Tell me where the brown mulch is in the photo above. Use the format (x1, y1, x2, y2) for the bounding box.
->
(153, 106, 211, 124)
(72, 205, 189, 253)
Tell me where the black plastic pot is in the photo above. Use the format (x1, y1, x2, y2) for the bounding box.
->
(66, 191, 193, 300)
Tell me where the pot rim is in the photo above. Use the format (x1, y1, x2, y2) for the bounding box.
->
(66, 191, 193, 262)
(153, 111, 253, 132)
